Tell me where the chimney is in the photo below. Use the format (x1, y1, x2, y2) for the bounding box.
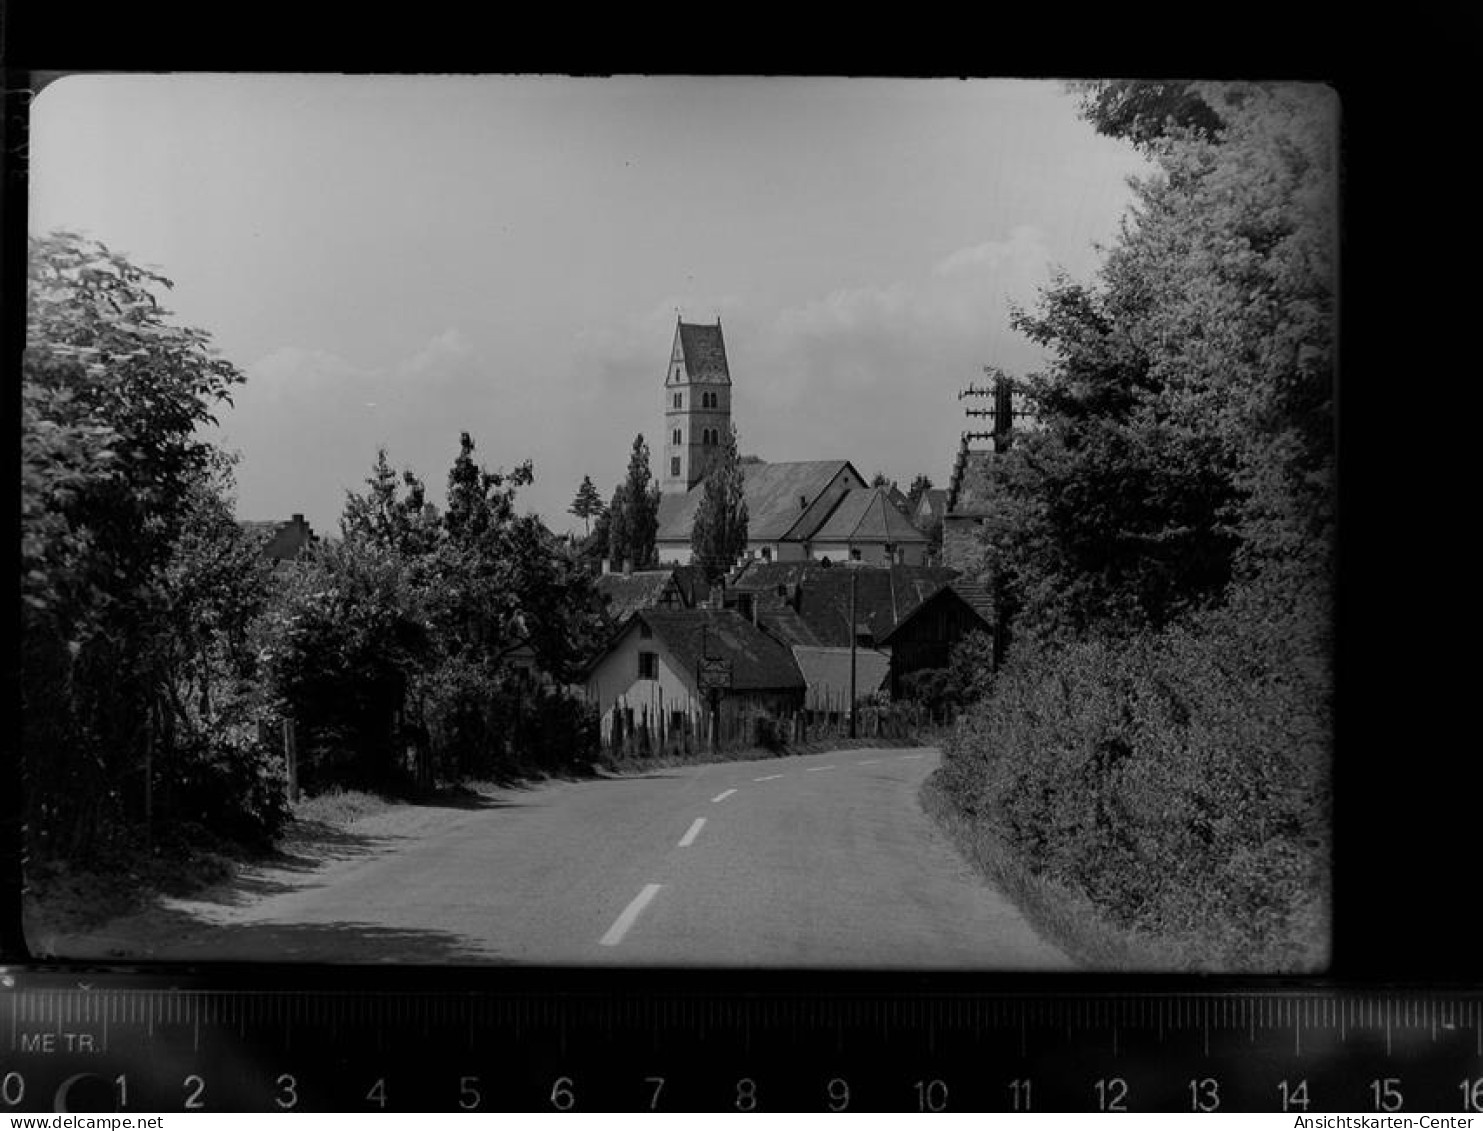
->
(291, 513, 304, 525)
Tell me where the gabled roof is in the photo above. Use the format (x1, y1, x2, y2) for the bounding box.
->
(595, 570, 682, 626)
(657, 460, 856, 544)
(916, 488, 949, 523)
(729, 562, 961, 646)
(677, 321, 730, 383)
(876, 582, 995, 646)
(637, 608, 804, 691)
(790, 646, 891, 709)
(755, 607, 834, 649)
(810, 487, 929, 545)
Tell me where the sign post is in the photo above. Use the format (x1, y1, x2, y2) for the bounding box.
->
(697, 657, 732, 755)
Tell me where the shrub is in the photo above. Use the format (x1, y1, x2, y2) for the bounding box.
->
(162, 720, 290, 850)
(940, 608, 1330, 970)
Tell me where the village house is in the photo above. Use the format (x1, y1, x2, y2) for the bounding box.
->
(238, 513, 317, 562)
(593, 567, 689, 631)
(652, 319, 932, 568)
(582, 606, 805, 747)
(876, 579, 995, 698)
(942, 444, 995, 572)
(728, 561, 959, 649)
(726, 560, 996, 699)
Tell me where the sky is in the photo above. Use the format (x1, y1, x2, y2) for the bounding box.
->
(29, 74, 1151, 536)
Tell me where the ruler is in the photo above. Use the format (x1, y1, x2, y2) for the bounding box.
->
(3, 969, 1480, 1112)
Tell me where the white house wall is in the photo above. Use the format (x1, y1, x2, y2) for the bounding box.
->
(584, 627, 705, 731)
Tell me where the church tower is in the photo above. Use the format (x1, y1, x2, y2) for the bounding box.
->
(661, 317, 732, 493)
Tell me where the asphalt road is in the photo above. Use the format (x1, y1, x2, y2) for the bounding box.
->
(95, 747, 1071, 968)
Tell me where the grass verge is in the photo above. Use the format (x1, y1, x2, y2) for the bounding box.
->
(918, 768, 1196, 971)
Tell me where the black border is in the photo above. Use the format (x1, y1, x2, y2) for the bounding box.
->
(3, 1, 1476, 1010)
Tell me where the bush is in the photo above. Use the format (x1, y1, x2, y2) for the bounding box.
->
(940, 608, 1329, 971)
(162, 722, 290, 850)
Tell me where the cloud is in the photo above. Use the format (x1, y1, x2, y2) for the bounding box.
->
(722, 227, 1060, 481)
(400, 326, 471, 378)
(241, 345, 373, 404)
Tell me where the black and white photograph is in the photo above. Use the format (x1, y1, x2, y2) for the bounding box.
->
(18, 74, 1336, 975)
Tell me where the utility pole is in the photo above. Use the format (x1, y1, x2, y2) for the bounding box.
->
(848, 565, 858, 738)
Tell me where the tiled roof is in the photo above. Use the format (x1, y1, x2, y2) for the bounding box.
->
(678, 321, 730, 383)
(755, 607, 834, 649)
(947, 579, 995, 623)
(657, 460, 854, 544)
(639, 608, 804, 692)
(876, 581, 994, 646)
(595, 570, 681, 626)
(730, 562, 961, 646)
(948, 449, 996, 515)
(790, 646, 891, 709)
(810, 488, 929, 545)
(916, 488, 949, 523)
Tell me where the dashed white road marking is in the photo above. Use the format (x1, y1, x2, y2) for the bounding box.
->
(678, 818, 707, 847)
(753, 773, 784, 782)
(711, 789, 737, 803)
(857, 759, 880, 765)
(899, 753, 924, 760)
(599, 883, 662, 947)
(805, 765, 837, 773)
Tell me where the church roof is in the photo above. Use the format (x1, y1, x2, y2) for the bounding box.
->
(657, 460, 855, 544)
(810, 487, 929, 545)
(677, 321, 730, 383)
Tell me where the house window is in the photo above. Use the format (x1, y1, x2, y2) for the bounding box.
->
(761, 546, 773, 562)
(672, 428, 682, 446)
(850, 547, 862, 562)
(638, 651, 658, 680)
(673, 393, 682, 409)
(670, 457, 680, 477)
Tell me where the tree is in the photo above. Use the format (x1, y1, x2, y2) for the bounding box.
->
(869, 470, 894, 489)
(691, 422, 750, 581)
(941, 82, 1336, 968)
(22, 231, 270, 859)
(1072, 80, 1226, 149)
(609, 435, 660, 570)
(341, 447, 441, 560)
(568, 474, 605, 536)
(982, 82, 1336, 644)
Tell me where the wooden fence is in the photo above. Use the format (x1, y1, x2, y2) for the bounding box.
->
(598, 698, 960, 761)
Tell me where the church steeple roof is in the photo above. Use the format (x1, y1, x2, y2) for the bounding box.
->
(676, 319, 730, 383)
